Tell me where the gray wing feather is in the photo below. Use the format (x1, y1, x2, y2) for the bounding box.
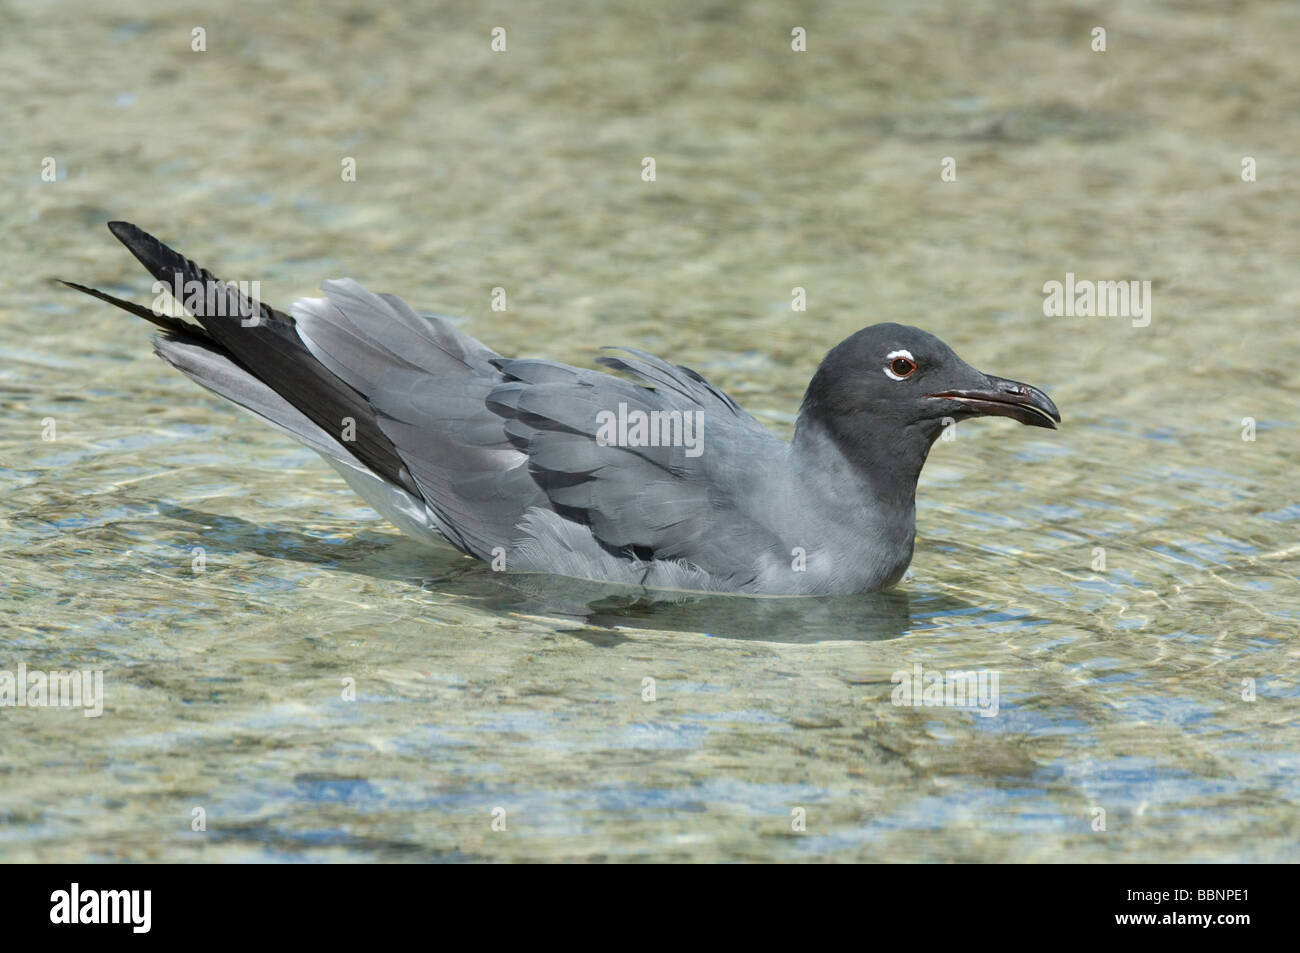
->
(292, 280, 786, 587)
(595, 347, 756, 420)
(152, 334, 451, 547)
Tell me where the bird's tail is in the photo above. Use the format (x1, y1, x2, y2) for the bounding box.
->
(63, 222, 417, 496)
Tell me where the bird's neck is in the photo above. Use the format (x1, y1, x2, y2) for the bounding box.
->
(790, 411, 934, 513)
(787, 410, 934, 591)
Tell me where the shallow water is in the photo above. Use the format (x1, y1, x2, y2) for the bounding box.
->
(1, 1, 1297, 861)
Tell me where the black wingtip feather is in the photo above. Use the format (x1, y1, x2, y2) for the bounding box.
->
(106, 221, 163, 273)
(78, 222, 414, 493)
(59, 279, 205, 339)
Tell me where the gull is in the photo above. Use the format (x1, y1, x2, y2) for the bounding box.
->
(65, 223, 1060, 595)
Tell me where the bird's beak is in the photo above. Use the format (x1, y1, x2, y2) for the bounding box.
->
(926, 374, 1061, 429)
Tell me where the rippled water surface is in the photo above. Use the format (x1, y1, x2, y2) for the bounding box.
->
(1, 1, 1297, 861)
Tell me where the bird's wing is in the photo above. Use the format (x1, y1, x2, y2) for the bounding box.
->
(294, 281, 787, 584)
(484, 355, 789, 585)
(80, 223, 415, 494)
(592, 346, 759, 423)
(292, 279, 537, 556)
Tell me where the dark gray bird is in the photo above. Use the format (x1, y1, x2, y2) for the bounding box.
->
(65, 223, 1059, 595)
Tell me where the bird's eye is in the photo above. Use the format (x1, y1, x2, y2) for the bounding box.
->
(884, 349, 917, 381)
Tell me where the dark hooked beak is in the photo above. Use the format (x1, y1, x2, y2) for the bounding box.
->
(926, 374, 1061, 429)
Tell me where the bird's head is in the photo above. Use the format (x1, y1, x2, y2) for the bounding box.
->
(798, 322, 1060, 463)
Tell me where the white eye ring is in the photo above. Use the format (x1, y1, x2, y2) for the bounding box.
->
(883, 349, 916, 381)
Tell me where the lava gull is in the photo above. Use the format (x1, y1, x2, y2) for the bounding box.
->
(65, 223, 1060, 595)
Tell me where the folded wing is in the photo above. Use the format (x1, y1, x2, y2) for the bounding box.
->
(294, 281, 787, 587)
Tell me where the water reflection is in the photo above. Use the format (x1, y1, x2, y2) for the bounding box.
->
(155, 504, 989, 643)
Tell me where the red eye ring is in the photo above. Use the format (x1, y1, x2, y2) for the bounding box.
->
(889, 356, 916, 378)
